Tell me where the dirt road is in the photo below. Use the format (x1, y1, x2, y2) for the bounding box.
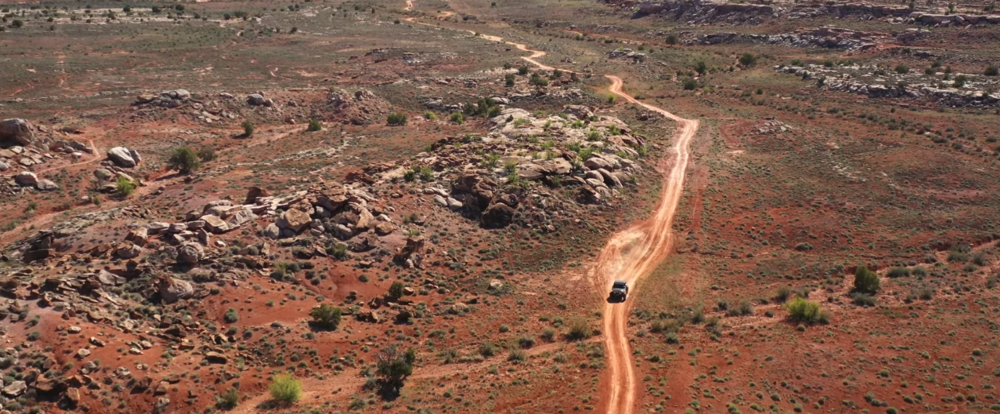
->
(596, 75, 699, 414)
(406, 14, 699, 413)
(233, 8, 700, 413)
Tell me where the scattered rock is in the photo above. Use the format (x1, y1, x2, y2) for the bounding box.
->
(0, 118, 36, 147)
(157, 276, 194, 304)
(176, 243, 204, 265)
(107, 147, 141, 168)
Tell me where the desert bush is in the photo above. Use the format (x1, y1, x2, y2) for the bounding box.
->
(11, 19, 23, 28)
(954, 74, 969, 88)
(307, 119, 322, 131)
(986, 66, 999, 76)
(682, 78, 698, 90)
(726, 301, 753, 317)
(387, 112, 408, 126)
(507, 349, 526, 362)
(388, 281, 405, 301)
(895, 64, 909, 74)
(269, 374, 301, 404)
(168, 147, 201, 174)
(773, 286, 793, 303)
(886, 267, 911, 278)
(518, 336, 535, 349)
(694, 61, 707, 75)
(853, 266, 880, 294)
(851, 293, 876, 307)
(197, 146, 217, 162)
(376, 345, 416, 388)
(223, 308, 239, 323)
(241, 121, 254, 137)
(665, 34, 678, 45)
(115, 176, 136, 198)
(566, 318, 592, 341)
(786, 297, 828, 324)
(478, 341, 496, 357)
(217, 388, 239, 409)
(450, 111, 464, 124)
(309, 304, 342, 330)
(739, 53, 757, 67)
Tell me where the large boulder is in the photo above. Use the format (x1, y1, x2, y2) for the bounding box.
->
(201, 215, 229, 233)
(176, 243, 204, 265)
(107, 147, 140, 168)
(3, 380, 26, 397)
(14, 171, 38, 186)
(224, 206, 255, 229)
(157, 276, 193, 304)
(115, 243, 142, 259)
(482, 202, 516, 228)
(244, 186, 269, 204)
(278, 208, 311, 233)
(36, 179, 59, 191)
(0, 161, 8, 171)
(0, 119, 36, 147)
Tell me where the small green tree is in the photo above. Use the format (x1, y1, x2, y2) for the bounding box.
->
(309, 304, 342, 330)
(739, 53, 757, 67)
(895, 64, 909, 74)
(388, 281, 406, 301)
(269, 374, 301, 404)
(376, 344, 416, 390)
(986, 66, 999, 76)
(115, 176, 136, 198)
(241, 121, 254, 137)
(853, 265, 880, 295)
(665, 34, 678, 45)
(694, 61, 707, 75)
(307, 119, 322, 131)
(168, 147, 201, 174)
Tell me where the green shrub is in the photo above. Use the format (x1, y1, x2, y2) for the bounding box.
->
(518, 336, 535, 349)
(388, 281, 406, 301)
(786, 297, 828, 324)
(682, 78, 698, 90)
(566, 318, 592, 341)
(739, 53, 757, 67)
(307, 119, 322, 131)
(167, 147, 201, 174)
(269, 374, 301, 404)
(450, 111, 464, 124)
(115, 176, 136, 198)
(217, 388, 239, 409)
(986, 66, 999, 76)
(507, 349, 526, 362)
(197, 146, 217, 162)
(853, 266, 880, 294)
(376, 345, 416, 388)
(387, 112, 408, 126)
(851, 293, 876, 307)
(665, 34, 678, 45)
(886, 267, 911, 278)
(241, 121, 254, 137)
(479, 341, 496, 357)
(424, 111, 437, 120)
(223, 308, 239, 323)
(309, 304, 342, 330)
(895, 64, 909, 74)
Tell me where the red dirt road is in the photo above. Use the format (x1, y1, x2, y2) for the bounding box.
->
(596, 75, 699, 414)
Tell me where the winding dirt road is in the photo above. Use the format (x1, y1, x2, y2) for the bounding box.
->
(409, 11, 699, 412)
(596, 76, 698, 414)
(235, 6, 699, 413)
